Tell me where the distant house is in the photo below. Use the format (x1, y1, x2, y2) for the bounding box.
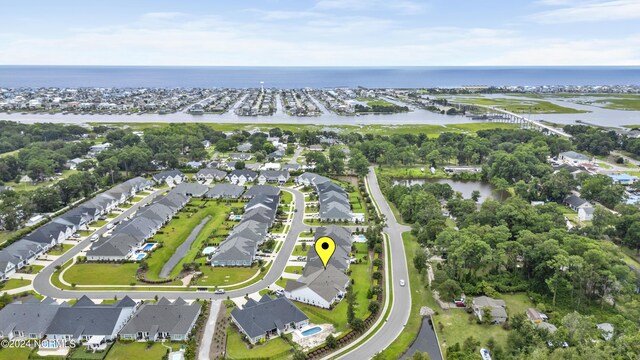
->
(119, 297, 201, 341)
(229, 153, 253, 161)
(205, 184, 245, 199)
(559, 151, 592, 165)
(526, 308, 547, 324)
(285, 265, 349, 309)
(231, 295, 309, 344)
(186, 161, 203, 169)
(88, 143, 111, 157)
(578, 207, 595, 222)
(608, 173, 638, 185)
(308, 144, 323, 151)
(262, 162, 281, 171)
(282, 164, 300, 172)
(564, 195, 593, 212)
(258, 170, 289, 185)
(227, 170, 258, 185)
(596, 323, 614, 341)
(202, 140, 211, 149)
(46, 296, 137, 343)
(268, 150, 285, 161)
(0, 186, 13, 193)
(472, 296, 507, 324)
(237, 142, 252, 153)
(153, 170, 186, 185)
(66, 158, 86, 170)
(195, 168, 227, 182)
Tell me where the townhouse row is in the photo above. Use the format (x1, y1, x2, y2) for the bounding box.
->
(0, 177, 154, 281)
(296, 172, 354, 222)
(0, 295, 201, 348)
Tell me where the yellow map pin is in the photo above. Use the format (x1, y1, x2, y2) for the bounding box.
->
(314, 236, 336, 269)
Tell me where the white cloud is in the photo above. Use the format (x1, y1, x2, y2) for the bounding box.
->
(530, 0, 640, 23)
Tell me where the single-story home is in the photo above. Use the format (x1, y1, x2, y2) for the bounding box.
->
(231, 295, 309, 344)
(119, 297, 201, 342)
(472, 296, 507, 324)
(195, 168, 227, 182)
(205, 184, 245, 199)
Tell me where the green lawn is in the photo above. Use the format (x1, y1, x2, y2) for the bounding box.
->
(91, 219, 109, 228)
(275, 277, 288, 288)
(107, 212, 119, 219)
(196, 266, 260, 287)
(0, 346, 31, 360)
(376, 166, 452, 180)
(63, 263, 140, 285)
(16, 264, 44, 274)
(292, 244, 309, 257)
(3, 169, 79, 192)
(69, 345, 110, 359)
(284, 266, 304, 274)
(0, 278, 31, 291)
(294, 262, 371, 332)
(146, 199, 233, 280)
(280, 191, 293, 206)
(226, 326, 293, 360)
(48, 243, 73, 255)
(106, 341, 182, 360)
(130, 196, 145, 202)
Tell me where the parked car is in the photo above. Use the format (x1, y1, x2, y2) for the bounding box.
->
(454, 298, 466, 307)
(90, 235, 99, 242)
(214, 289, 225, 294)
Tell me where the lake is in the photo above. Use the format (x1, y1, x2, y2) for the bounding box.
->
(392, 178, 506, 202)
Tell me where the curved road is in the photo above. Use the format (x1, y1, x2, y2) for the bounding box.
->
(333, 166, 412, 359)
(32, 187, 308, 300)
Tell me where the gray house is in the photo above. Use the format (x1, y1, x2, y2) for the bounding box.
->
(243, 185, 281, 199)
(0, 297, 68, 340)
(119, 298, 201, 341)
(205, 184, 245, 199)
(173, 182, 209, 197)
(46, 296, 137, 343)
(231, 295, 309, 344)
(258, 170, 289, 185)
(195, 168, 227, 182)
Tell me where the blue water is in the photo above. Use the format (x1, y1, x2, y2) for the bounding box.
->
(301, 326, 322, 336)
(142, 243, 155, 251)
(134, 253, 147, 261)
(1, 66, 639, 88)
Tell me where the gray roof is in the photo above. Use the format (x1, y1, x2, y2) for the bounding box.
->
(231, 296, 308, 339)
(564, 195, 590, 208)
(0, 298, 68, 337)
(153, 169, 185, 182)
(286, 264, 349, 302)
(173, 183, 209, 197)
(305, 226, 353, 273)
(120, 298, 201, 336)
(205, 184, 245, 198)
(259, 170, 290, 181)
(196, 168, 227, 179)
(46, 297, 136, 337)
(228, 170, 258, 180)
(560, 151, 590, 161)
(243, 185, 280, 199)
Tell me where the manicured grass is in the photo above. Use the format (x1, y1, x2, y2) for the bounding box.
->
(48, 243, 73, 255)
(292, 244, 309, 257)
(0, 231, 11, 246)
(105, 341, 182, 360)
(280, 191, 293, 205)
(91, 219, 109, 228)
(0, 346, 31, 360)
(107, 212, 119, 219)
(0, 278, 31, 291)
(63, 263, 139, 285)
(294, 262, 371, 332)
(226, 326, 293, 360)
(16, 264, 44, 274)
(69, 345, 110, 359)
(196, 266, 260, 287)
(146, 199, 232, 280)
(454, 96, 589, 114)
(284, 265, 304, 274)
(275, 277, 288, 288)
(130, 196, 145, 202)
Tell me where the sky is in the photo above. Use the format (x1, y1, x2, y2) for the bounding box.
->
(0, 0, 639, 66)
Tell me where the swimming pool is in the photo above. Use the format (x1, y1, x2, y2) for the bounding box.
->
(301, 326, 322, 337)
(142, 243, 157, 251)
(202, 246, 216, 255)
(134, 253, 147, 261)
(353, 234, 367, 243)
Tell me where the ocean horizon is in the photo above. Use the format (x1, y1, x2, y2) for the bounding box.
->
(1, 65, 639, 89)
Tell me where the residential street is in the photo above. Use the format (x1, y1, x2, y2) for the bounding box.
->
(32, 187, 308, 300)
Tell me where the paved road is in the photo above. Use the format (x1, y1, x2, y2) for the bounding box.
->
(198, 299, 222, 360)
(32, 187, 308, 300)
(334, 166, 412, 360)
(159, 215, 211, 278)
